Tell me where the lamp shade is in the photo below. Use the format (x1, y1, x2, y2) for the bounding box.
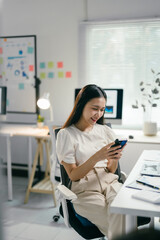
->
(37, 93, 53, 121)
(37, 93, 50, 110)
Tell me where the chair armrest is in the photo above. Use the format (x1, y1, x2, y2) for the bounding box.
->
(121, 171, 127, 183)
(57, 184, 77, 201)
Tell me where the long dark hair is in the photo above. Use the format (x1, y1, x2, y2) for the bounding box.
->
(63, 84, 107, 128)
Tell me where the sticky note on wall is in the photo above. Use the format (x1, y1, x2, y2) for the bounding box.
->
(40, 72, 46, 79)
(48, 62, 54, 69)
(19, 83, 24, 90)
(0, 48, 3, 54)
(66, 71, 72, 78)
(27, 47, 34, 54)
(48, 72, 54, 78)
(40, 62, 45, 69)
(0, 58, 3, 64)
(57, 62, 63, 68)
(29, 65, 34, 71)
(58, 71, 64, 78)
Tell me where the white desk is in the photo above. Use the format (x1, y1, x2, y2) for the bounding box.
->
(0, 124, 49, 201)
(110, 150, 160, 233)
(114, 129, 160, 144)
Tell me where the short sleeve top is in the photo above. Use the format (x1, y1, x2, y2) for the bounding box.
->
(56, 123, 116, 168)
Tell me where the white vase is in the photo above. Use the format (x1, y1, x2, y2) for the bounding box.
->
(37, 122, 44, 128)
(143, 121, 157, 136)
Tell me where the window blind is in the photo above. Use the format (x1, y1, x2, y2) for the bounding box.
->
(78, 20, 160, 128)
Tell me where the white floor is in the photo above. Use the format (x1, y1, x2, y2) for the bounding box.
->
(1, 176, 84, 240)
(1, 176, 160, 240)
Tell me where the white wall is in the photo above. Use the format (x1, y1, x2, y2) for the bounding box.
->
(2, 0, 160, 125)
(87, 0, 160, 21)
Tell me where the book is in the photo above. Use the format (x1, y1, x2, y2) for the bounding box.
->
(140, 160, 160, 176)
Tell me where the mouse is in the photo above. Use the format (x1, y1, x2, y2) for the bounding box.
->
(129, 135, 134, 139)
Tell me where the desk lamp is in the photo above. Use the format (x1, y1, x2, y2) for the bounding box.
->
(37, 93, 53, 121)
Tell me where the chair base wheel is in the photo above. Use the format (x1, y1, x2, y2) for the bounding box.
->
(53, 215, 60, 222)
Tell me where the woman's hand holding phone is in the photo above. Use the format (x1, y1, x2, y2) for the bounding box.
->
(111, 139, 128, 149)
(106, 139, 127, 172)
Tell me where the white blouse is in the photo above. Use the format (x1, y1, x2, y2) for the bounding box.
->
(56, 123, 116, 168)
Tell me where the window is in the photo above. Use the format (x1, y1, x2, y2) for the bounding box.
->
(78, 20, 160, 128)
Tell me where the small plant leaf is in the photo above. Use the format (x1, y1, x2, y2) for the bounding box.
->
(152, 88, 159, 94)
(132, 105, 138, 109)
(152, 103, 157, 107)
(151, 69, 155, 73)
(141, 104, 145, 112)
(139, 81, 144, 86)
(140, 88, 145, 91)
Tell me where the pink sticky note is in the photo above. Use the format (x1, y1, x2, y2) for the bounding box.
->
(0, 48, 3, 54)
(66, 71, 72, 78)
(57, 62, 63, 68)
(29, 65, 34, 71)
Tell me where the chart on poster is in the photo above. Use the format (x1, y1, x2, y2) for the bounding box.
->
(0, 35, 38, 123)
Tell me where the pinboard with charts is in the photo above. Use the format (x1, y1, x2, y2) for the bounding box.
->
(0, 35, 38, 123)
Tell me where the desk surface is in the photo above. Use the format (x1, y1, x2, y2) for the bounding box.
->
(110, 150, 160, 218)
(1, 124, 160, 143)
(114, 129, 160, 144)
(0, 124, 50, 138)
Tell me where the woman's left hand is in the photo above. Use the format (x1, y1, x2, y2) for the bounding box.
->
(107, 143, 126, 173)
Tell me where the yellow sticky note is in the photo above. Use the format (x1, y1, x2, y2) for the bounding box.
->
(40, 72, 46, 79)
(48, 62, 54, 69)
(0, 58, 3, 64)
(58, 71, 64, 78)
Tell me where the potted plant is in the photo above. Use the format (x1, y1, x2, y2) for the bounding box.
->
(37, 114, 45, 128)
(132, 69, 160, 135)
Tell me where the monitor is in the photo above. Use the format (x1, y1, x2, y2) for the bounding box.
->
(74, 88, 123, 125)
(0, 86, 7, 121)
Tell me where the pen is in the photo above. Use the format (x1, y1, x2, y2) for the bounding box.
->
(136, 180, 160, 190)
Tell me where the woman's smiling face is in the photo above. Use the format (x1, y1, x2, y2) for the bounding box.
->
(81, 97, 106, 126)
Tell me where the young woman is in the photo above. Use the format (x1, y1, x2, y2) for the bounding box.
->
(56, 84, 126, 239)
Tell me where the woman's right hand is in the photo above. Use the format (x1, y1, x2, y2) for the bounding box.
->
(95, 142, 122, 162)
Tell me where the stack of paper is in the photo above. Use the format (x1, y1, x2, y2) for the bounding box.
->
(126, 150, 160, 192)
(140, 160, 160, 177)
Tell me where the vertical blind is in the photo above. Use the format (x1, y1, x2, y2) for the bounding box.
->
(78, 20, 160, 128)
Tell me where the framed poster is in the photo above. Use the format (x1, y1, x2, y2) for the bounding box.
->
(0, 35, 38, 123)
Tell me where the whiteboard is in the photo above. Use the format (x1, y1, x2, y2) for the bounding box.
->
(0, 35, 38, 123)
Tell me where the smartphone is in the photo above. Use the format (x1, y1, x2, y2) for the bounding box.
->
(111, 139, 127, 149)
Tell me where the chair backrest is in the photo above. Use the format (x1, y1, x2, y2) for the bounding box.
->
(47, 122, 61, 182)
